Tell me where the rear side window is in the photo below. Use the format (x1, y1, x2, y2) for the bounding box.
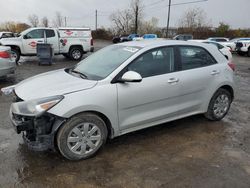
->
(128, 47, 175, 78)
(46, 29, 55, 38)
(179, 46, 216, 71)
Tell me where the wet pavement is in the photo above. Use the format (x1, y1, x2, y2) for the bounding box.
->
(0, 41, 250, 188)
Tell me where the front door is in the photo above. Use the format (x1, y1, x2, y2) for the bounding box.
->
(117, 46, 182, 131)
(22, 29, 45, 54)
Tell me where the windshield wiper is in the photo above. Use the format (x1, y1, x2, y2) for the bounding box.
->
(71, 69, 88, 79)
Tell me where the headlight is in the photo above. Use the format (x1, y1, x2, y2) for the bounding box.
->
(1, 85, 16, 95)
(11, 95, 64, 117)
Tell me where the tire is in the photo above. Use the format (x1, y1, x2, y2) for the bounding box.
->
(247, 48, 250, 57)
(69, 47, 83, 61)
(11, 48, 20, 64)
(237, 51, 245, 56)
(62, 53, 70, 59)
(205, 88, 232, 121)
(56, 113, 108, 161)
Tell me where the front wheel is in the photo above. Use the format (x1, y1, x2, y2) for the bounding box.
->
(205, 89, 232, 121)
(247, 48, 250, 57)
(69, 47, 83, 61)
(56, 113, 108, 160)
(11, 49, 20, 64)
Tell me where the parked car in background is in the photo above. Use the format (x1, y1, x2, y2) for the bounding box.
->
(120, 34, 140, 42)
(112, 35, 122, 43)
(0, 46, 15, 78)
(0, 32, 15, 39)
(173, 34, 193, 41)
(207, 37, 229, 42)
(0, 27, 94, 63)
(4, 40, 235, 160)
(143, 34, 157, 39)
(236, 39, 250, 56)
(203, 41, 232, 60)
(221, 38, 250, 52)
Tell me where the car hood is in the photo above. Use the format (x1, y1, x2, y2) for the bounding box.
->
(15, 69, 98, 101)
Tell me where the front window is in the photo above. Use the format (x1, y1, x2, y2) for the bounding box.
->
(73, 45, 140, 80)
(127, 47, 175, 78)
(26, 29, 44, 39)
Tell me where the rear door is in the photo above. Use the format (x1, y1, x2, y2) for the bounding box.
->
(173, 45, 221, 113)
(22, 29, 45, 54)
(45, 29, 59, 54)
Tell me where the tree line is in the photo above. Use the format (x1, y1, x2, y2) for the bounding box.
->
(0, 11, 65, 33)
(0, 1, 249, 39)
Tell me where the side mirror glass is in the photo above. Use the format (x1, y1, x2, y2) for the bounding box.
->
(121, 71, 142, 83)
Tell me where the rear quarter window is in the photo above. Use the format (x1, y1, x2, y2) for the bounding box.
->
(179, 46, 217, 71)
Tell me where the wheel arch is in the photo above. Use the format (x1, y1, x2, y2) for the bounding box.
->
(54, 110, 114, 140)
(69, 45, 84, 53)
(219, 85, 234, 100)
(8, 45, 21, 54)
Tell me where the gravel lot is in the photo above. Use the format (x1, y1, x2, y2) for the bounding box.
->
(0, 40, 250, 188)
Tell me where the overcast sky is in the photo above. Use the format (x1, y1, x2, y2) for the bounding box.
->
(0, 0, 249, 29)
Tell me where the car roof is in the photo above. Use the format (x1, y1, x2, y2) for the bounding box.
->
(116, 39, 213, 49)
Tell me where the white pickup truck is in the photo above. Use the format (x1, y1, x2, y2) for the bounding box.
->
(0, 27, 94, 62)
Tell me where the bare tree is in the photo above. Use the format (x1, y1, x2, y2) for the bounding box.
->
(178, 7, 211, 30)
(110, 0, 144, 35)
(41, 17, 49, 27)
(140, 17, 159, 34)
(53, 11, 63, 27)
(130, 0, 143, 34)
(110, 9, 133, 34)
(28, 14, 39, 27)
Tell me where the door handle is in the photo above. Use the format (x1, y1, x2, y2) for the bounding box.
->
(211, 70, 220, 75)
(37, 40, 43, 43)
(168, 78, 179, 84)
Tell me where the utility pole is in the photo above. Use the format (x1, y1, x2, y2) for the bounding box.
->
(166, 0, 172, 38)
(95, 10, 98, 30)
(135, 5, 139, 34)
(65, 17, 67, 27)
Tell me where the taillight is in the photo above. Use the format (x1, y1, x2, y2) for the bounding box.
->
(0, 51, 10, 58)
(228, 62, 235, 71)
(91, 39, 93, 46)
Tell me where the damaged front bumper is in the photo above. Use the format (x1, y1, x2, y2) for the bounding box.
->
(10, 107, 66, 151)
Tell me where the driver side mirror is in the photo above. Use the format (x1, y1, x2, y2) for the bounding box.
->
(120, 71, 142, 83)
(23, 35, 28, 39)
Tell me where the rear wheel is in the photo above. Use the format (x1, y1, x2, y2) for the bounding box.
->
(205, 89, 232, 121)
(56, 113, 108, 160)
(69, 47, 83, 61)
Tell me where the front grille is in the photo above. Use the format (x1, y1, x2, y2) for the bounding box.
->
(13, 90, 23, 102)
(236, 42, 243, 48)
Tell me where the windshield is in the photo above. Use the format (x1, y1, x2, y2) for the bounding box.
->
(73, 45, 140, 80)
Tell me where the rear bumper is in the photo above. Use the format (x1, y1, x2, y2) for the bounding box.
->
(10, 107, 66, 151)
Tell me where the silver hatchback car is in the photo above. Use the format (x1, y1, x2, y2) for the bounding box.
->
(3, 40, 235, 160)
